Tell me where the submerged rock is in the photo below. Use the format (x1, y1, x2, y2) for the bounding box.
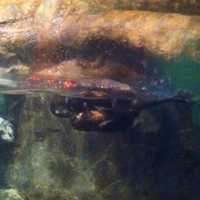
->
(3, 95, 197, 200)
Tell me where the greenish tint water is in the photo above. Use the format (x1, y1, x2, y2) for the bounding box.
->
(151, 54, 200, 126)
(152, 55, 200, 94)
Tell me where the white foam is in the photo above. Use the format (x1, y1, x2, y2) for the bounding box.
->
(0, 78, 17, 88)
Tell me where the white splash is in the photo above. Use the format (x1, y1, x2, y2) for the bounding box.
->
(0, 117, 15, 143)
(0, 78, 17, 88)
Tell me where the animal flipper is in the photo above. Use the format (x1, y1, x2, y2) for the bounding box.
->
(139, 92, 194, 112)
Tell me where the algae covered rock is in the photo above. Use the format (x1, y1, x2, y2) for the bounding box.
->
(6, 95, 145, 199)
(2, 95, 197, 200)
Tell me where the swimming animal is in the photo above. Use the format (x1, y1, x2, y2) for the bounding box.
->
(50, 87, 190, 132)
(0, 66, 192, 132)
(0, 71, 191, 132)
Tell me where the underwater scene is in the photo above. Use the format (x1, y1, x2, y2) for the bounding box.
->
(0, 0, 200, 200)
